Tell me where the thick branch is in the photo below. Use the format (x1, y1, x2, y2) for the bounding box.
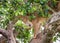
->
(0, 29, 8, 38)
(0, 28, 16, 43)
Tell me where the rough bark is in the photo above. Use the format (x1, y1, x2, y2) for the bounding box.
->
(0, 21, 16, 43)
(0, 30, 18, 43)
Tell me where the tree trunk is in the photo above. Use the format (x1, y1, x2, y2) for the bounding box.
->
(0, 29, 16, 43)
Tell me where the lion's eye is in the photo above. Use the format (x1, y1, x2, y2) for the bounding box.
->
(29, 24, 31, 26)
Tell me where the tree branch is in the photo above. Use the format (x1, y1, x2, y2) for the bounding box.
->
(0, 28, 8, 38)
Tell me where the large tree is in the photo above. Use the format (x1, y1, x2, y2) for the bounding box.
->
(0, 0, 60, 43)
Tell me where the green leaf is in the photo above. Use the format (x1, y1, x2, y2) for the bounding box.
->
(15, 20, 23, 26)
(16, 0, 23, 2)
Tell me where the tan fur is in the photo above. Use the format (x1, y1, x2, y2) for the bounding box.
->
(19, 15, 48, 38)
